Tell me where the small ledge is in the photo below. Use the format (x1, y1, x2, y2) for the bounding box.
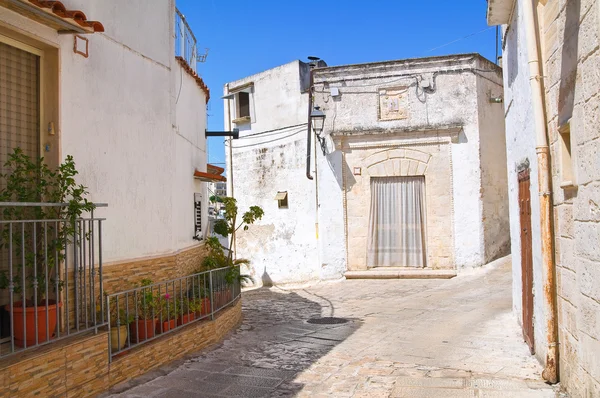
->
(345, 269, 456, 280)
(560, 181, 577, 190)
(232, 116, 251, 125)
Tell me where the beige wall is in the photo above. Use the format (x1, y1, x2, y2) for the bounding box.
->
(539, 0, 600, 395)
(341, 132, 456, 270)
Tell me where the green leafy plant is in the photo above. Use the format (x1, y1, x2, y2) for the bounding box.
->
(136, 279, 161, 320)
(0, 148, 95, 304)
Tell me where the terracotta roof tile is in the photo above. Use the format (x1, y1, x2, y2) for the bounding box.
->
(194, 169, 226, 182)
(207, 163, 225, 175)
(28, 0, 104, 32)
(175, 56, 210, 103)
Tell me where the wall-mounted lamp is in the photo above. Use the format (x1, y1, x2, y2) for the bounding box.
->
(310, 106, 327, 155)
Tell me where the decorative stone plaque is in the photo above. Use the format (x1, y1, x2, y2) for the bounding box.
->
(378, 87, 409, 121)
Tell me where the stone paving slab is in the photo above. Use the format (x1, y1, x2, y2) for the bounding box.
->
(107, 256, 563, 398)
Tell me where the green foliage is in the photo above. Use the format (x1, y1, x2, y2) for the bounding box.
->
(209, 195, 223, 203)
(0, 148, 95, 302)
(136, 279, 161, 320)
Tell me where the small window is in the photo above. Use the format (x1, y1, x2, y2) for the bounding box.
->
(194, 193, 203, 240)
(558, 120, 575, 188)
(238, 92, 250, 118)
(275, 191, 288, 209)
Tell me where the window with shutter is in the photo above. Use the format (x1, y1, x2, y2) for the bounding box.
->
(194, 193, 202, 240)
(0, 41, 40, 188)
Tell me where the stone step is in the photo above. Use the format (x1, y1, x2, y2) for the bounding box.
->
(344, 268, 457, 279)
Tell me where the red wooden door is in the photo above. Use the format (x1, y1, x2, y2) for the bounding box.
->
(519, 170, 535, 354)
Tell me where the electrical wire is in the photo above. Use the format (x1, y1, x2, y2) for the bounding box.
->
(229, 128, 305, 149)
(236, 123, 308, 139)
(424, 26, 495, 54)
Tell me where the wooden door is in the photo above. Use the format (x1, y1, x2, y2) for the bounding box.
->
(519, 170, 535, 354)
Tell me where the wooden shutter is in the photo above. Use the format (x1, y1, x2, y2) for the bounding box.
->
(0, 41, 40, 182)
(194, 193, 202, 239)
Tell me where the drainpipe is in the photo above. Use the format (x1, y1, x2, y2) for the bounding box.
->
(306, 65, 314, 180)
(225, 84, 237, 258)
(523, 0, 558, 384)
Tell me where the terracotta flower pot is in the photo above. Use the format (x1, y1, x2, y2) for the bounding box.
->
(157, 319, 176, 333)
(6, 300, 62, 348)
(111, 325, 128, 351)
(177, 313, 195, 326)
(130, 319, 157, 343)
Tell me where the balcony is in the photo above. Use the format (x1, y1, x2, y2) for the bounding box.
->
(0, 202, 107, 357)
(175, 8, 206, 73)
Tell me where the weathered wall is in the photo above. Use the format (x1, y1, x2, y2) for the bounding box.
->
(313, 54, 506, 271)
(501, 0, 600, 395)
(539, 0, 600, 395)
(501, 1, 548, 365)
(0, 0, 208, 264)
(225, 61, 320, 286)
(475, 57, 511, 263)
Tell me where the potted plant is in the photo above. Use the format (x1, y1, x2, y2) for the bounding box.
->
(157, 293, 178, 333)
(177, 297, 199, 326)
(108, 306, 133, 351)
(0, 149, 94, 347)
(130, 279, 159, 343)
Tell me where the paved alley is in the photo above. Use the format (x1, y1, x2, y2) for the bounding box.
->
(108, 256, 560, 397)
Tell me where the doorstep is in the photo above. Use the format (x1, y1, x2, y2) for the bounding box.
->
(344, 268, 456, 280)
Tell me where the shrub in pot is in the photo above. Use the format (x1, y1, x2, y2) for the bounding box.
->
(157, 293, 178, 333)
(0, 149, 94, 347)
(130, 279, 159, 343)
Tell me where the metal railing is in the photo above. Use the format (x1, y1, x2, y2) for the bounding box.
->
(0, 202, 107, 357)
(106, 266, 240, 361)
(175, 8, 207, 73)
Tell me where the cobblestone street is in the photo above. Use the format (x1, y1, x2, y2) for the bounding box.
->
(108, 256, 560, 397)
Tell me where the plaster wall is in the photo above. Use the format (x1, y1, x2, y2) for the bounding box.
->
(501, 0, 549, 368)
(475, 57, 511, 263)
(0, 1, 208, 264)
(225, 61, 319, 286)
(313, 54, 504, 271)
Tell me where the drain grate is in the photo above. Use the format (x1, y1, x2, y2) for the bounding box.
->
(307, 317, 349, 325)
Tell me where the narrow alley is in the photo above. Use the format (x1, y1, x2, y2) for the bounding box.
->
(108, 257, 559, 397)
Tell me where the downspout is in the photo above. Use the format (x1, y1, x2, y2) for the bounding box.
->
(523, 0, 558, 383)
(225, 83, 237, 258)
(306, 66, 314, 180)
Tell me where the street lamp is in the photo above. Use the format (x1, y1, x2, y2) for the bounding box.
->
(310, 106, 327, 155)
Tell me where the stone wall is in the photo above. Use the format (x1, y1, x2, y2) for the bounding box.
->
(539, 0, 600, 395)
(0, 300, 242, 397)
(341, 133, 456, 270)
(103, 243, 208, 294)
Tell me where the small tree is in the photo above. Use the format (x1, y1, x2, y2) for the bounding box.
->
(0, 148, 95, 304)
(212, 197, 263, 264)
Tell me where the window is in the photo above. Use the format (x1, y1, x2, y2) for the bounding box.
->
(237, 92, 250, 118)
(275, 191, 288, 209)
(194, 193, 202, 240)
(224, 83, 253, 125)
(0, 40, 41, 189)
(558, 120, 576, 188)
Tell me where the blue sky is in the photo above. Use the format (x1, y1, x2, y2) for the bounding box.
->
(176, 0, 497, 166)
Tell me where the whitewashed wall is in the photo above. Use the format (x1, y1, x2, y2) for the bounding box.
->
(501, 4, 547, 364)
(0, 0, 208, 263)
(225, 61, 320, 286)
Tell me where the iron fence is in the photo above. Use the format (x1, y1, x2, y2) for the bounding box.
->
(175, 8, 205, 72)
(106, 266, 240, 361)
(0, 202, 107, 357)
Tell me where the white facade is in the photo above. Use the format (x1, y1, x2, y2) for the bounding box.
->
(226, 54, 510, 286)
(0, 0, 210, 265)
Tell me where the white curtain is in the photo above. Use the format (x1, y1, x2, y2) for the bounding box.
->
(367, 176, 427, 268)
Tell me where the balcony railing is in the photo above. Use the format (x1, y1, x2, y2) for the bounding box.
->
(175, 8, 206, 73)
(0, 202, 107, 358)
(107, 266, 241, 361)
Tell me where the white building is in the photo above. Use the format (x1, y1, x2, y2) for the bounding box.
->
(488, 0, 600, 394)
(225, 54, 510, 286)
(0, 0, 219, 289)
